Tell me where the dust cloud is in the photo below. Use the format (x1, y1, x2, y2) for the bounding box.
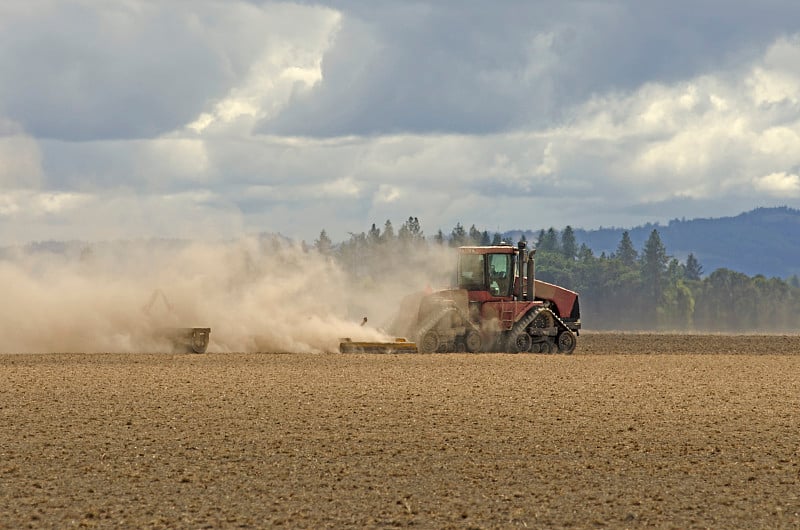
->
(0, 237, 454, 353)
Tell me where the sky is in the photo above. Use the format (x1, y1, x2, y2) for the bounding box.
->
(3, 0, 800, 245)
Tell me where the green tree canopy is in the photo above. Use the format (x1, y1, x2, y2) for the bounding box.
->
(685, 253, 703, 280)
(641, 229, 668, 324)
(450, 223, 467, 246)
(538, 228, 559, 252)
(561, 225, 577, 259)
(616, 231, 637, 267)
(468, 224, 482, 245)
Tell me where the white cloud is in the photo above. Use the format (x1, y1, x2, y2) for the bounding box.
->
(753, 172, 800, 197)
(748, 67, 800, 106)
(320, 176, 361, 198)
(0, 190, 90, 218)
(184, 3, 341, 134)
(375, 185, 400, 203)
(747, 35, 800, 106)
(5, 2, 800, 244)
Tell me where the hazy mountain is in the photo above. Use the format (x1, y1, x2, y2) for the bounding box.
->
(513, 207, 800, 279)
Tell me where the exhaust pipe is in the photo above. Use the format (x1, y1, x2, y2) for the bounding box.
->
(527, 249, 536, 301)
(517, 241, 526, 300)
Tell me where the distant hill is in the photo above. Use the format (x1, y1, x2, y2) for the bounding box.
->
(512, 207, 800, 279)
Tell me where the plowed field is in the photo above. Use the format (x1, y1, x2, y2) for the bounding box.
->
(2, 333, 799, 529)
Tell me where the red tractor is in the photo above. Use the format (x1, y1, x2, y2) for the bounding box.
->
(393, 242, 580, 353)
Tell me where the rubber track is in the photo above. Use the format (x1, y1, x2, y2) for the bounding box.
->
(413, 305, 457, 347)
(507, 307, 550, 352)
(510, 307, 576, 354)
(549, 311, 577, 354)
(413, 304, 481, 352)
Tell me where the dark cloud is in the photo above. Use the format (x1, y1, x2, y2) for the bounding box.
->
(4, 0, 800, 244)
(0, 4, 236, 141)
(261, 0, 800, 137)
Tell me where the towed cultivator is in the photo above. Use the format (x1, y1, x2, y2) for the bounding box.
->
(341, 242, 580, 354)
(338, 337, 418, 354)
(155, 327, 211, 354)
(143, 289, 210, 353)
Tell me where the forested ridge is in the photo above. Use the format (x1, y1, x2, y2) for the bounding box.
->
(315, 216, 800, 332)
(529, 206, 800, 279)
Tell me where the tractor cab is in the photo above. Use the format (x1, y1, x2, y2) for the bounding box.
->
(457, 245, 518, 299)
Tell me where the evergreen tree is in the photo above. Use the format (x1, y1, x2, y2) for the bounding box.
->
(491, 232, 503, 245)
(480, 231, 491, 246)
(667, 258, 685, 283)
(539, 228, 559, 252)
(616, 231, 638, 267)
(434, 229, 445, 245)
(314, 229, 333, 255)
(685, 253, 703, 280)
(407, 216, 423, 240)
(382, 220, 395, 244)
(367, 223, 381, 246)
(398, 216, 424, 244)
(561, 225, 577, 259)
(468, 224, 482, 245)
(578, 243, 594, 262)
(641, 229, 668, 323)
(397, 222, 410, 242)
(450, 223, 467, 247)
(536, 229, 545, 249)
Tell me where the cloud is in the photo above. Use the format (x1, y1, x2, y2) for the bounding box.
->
(375, 184, 400, 203)
(184, 4, 341, 135)
(0, 190, 244, 245)
(260, 1, 800, 138)
(321, 176, 361, 198)
(753, 172, 800, 197)
(0, 1, 340, 141)
(4, 1, 800, 244)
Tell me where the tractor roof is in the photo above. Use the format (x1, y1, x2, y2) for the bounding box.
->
(458, 245, 517, 255)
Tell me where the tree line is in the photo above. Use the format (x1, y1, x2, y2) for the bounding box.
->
(312, 217, 800, 332)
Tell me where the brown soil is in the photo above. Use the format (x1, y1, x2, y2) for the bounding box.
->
(1, 333, 799, 529)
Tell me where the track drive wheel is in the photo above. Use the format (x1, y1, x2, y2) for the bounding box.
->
(465, 330, 482, 353)
(509, 331, 532, 354)
(418, 330, 440, 353)
(557, 330, 577, 354)
(540, 340, 554, 354)
(531, 310, 555, 331)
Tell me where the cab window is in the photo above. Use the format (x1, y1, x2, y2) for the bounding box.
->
(488, 254, 511, 296)
(458, 254, 485, 290)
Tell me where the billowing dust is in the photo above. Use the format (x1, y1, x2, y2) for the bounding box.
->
(0, 238, 454, 353)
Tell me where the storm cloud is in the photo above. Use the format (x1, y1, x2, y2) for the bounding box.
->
(2, 0, 800, 244)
